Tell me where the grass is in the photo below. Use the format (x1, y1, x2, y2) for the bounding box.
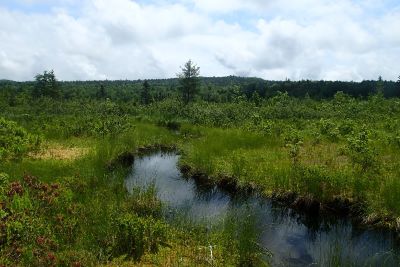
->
(179, 124, 400, 228)
(1, 121, 267, 266)
(2, 95, 400, 265)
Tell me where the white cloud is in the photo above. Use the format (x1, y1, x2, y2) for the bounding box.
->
(0, 0, 399, 81)
(188, 0, 271, 14)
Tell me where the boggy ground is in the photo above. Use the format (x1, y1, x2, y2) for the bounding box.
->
(0, 121, 267, 266)
(2, 94, 400, 266)
(178, 125, 400, 232)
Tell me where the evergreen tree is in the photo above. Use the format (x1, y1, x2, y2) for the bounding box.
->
(96, 84, 107, 100)
(141, 80, 151, 105)
(376, 76, 384, 95)
(397, 75, 400, 94)
(177, 60, 200, 104)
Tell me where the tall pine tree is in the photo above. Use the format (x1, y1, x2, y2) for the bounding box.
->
(141, 80, 151, 105)
(177, 60, 200, 104)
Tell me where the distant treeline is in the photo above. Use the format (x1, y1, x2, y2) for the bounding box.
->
(0, 76, 399, 105)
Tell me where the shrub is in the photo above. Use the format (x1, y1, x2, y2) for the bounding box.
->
(0, 174, 82, 266)
(345, 126, 379, 174)
(0, 173, 9, 196)
(0, 117, 41, 160)
(338, 120, 355, 136)
(318, 119, 340, 142)
(284, 128, 303, 167)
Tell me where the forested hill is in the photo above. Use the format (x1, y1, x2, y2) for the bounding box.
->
(0, 75, 399, 103)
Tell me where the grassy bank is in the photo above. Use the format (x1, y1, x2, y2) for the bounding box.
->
(1, 120, 267, 266)
(179, 123, 400, 229)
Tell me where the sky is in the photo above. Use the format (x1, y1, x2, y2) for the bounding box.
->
(0, 0, 399, 81)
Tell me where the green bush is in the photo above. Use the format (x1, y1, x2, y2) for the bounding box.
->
(0, 174, 81, 266)
(345, 127, 379, 174)
(0, 173, 9, 196)
(318, 119, 340, 142)
(0, 117, 41, 160)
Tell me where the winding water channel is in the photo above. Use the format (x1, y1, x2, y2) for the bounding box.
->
(125, 151, 400, 266)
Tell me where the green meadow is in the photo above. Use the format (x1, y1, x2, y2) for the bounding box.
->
(1, 74, 400, 266)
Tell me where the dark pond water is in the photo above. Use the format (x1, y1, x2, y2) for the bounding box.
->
(125, 151, 400, 267)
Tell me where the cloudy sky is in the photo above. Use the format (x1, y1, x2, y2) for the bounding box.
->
(0, 0, 399, 81)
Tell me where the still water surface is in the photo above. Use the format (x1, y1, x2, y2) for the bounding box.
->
(125, 152, 400, 266)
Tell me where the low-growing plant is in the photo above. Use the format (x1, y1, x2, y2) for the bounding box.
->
(111, 213, 168, 261)
(220, 211, 269, 267)
(284, 128, 304, 167)
(156, 119, 181, 131)
(0, 117, 41, 160)
(0, 173, 96, 265)
(345, 126, 379, 174)
(318, 118, 340, 142)
(338, 119, 355, 136)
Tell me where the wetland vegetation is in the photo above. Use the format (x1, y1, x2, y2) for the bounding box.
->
(1, 68, 400, 266)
